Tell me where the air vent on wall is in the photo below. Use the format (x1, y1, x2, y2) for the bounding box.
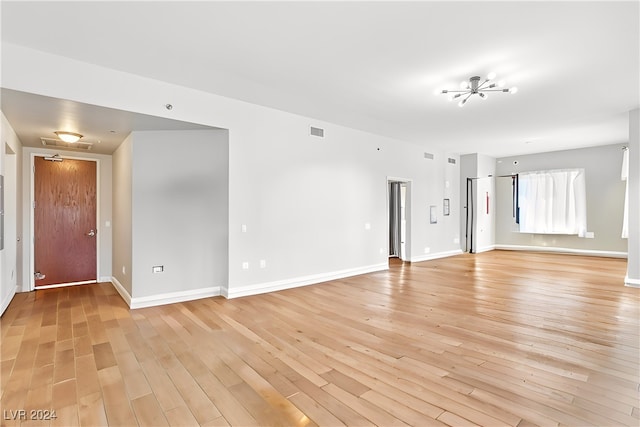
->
(310, 126, 324, 138)
(424, 152, 434, 160)
(41, 137, 94, 151)
(448, 158, 456, 164)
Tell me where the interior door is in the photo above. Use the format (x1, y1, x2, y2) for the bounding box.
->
(34, 156, 97, 287)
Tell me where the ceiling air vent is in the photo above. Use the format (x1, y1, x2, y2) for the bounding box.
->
(310, 126, 324, 138)
(448, 158, 456, 164)
(424, 152, 434, 160)
(41, 137, 94, 151)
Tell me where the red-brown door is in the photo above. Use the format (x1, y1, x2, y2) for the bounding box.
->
(34, 156, 97, 287)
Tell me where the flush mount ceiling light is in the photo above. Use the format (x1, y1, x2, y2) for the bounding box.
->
(440, 73, 518, 107)
(54, 131, 83, 143)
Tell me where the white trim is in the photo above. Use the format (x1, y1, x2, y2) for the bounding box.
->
(110, 276, 132, 306)
(99, 276, 112, 283)
(111, 276, 222, 309)
(95, 159, 102, 283)
(624, 276, 640, 288)
(35, 280, 97, 290)
(1, 285, 17, 316)
(387, 177, 413, 262)
(410, 249, 464, 263)
(494, 245, 628, 258)
(225, 263, 388, 299)
(473, 245, 496, 254)
(130, 286, 222, 309)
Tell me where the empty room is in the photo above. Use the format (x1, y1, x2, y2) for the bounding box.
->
(0, 1, 638, 426)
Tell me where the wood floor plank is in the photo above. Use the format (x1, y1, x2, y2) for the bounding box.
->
(360, 389, 449, 426)
(78, 391, 108, 427)
(293, 376, 375, 426)
(131, 393, 169, 426)
(140, 358, 188, 413)
(164, 404, 200, 427)
(322, 382, 409, 426)
(166, 363, 222, 425)
(192, 371, 259, 426)
(97, 365, 138, 426)
(0, 252, 636, 426)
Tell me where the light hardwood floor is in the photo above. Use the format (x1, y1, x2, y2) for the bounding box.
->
(1, 251, 638, 426)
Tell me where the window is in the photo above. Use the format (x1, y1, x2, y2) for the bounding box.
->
(517, 169, 587, 236)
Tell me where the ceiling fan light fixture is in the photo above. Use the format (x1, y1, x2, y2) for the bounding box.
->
(55, 131, 83, 143)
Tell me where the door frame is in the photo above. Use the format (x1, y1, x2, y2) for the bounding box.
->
(29, 153, 101, 290)
(387, 176, 412, 262)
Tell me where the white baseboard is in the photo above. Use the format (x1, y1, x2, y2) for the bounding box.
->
(130, 286, 221, 309)
(110, 276, 132, 306)
(494, 245, 628, 258)
(99, 276, 112, 283)
(625, 276, 640, 288)
(0, 286, 17, 316)
(225, 263, 388, 299)
(410, 249, 464, 263)
(110, 277, 222, 308)
(474, 245, 496, 254)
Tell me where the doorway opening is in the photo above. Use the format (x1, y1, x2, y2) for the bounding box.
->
(388, 178, 411, 262)
(465, 174, 518, 253)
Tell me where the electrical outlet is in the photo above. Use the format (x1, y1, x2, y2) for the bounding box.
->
(424, 247, 430, 254)
(122, 266, 126, 275)
(242, 262, 249, 270)
(454, 237, 460, 244)
(260, 260, 266, 268)
(241, 224, 247, 233)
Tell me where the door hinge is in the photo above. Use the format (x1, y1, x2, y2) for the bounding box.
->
(33, 201, 36, 209)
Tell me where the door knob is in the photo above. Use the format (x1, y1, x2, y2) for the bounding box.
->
(87, 229, 96, 237)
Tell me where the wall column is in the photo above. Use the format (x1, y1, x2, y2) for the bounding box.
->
(626, 108, 639, 286)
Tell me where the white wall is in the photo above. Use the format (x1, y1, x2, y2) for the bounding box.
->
(627, 109, 639, 285)
(414, 151, 460, 261)
(1, 112, 22, 315)
(130, 129, 228, 301)
(20, 147, 113, 289)
(112, 134, 133, 296)
(495, 144, 628, 256)
(459, 153, 496, 253)
(2, 42, 462, 304)
(223, 105, 461, 297)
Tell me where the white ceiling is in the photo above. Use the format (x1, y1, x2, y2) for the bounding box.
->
(0, 89, 214, 155)
(1, 1, 638, 157)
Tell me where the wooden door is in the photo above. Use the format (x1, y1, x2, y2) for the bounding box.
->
(34, 156, 97, 287)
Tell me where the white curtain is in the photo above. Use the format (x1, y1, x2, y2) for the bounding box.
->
(621, 148, 629, 238)
(518, 169, 587, 235)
